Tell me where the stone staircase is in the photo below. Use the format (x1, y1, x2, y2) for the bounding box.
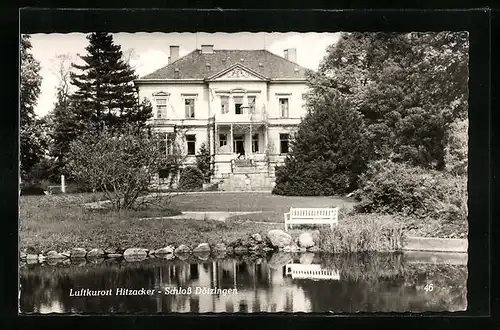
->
(216, 159, 275, 191)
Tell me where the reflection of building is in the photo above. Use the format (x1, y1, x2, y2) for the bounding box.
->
(154, 259, 314, 312)
(285, 264, 340, 280)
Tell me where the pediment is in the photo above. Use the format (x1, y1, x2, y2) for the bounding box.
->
(207, 64, 268, 81)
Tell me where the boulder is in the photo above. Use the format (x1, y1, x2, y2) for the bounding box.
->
(311, 230, 321, 244)
(26, 258, 38, 264)
(123, 248, 147, 258)
(26, 254, 38, 261)
(70, 248, 87, 258)
(104, 247, 118, 254)
(38, 254, 46, 261)
(175, 244, 191, 254)
(106, 253, 123, 258)
(193, 243, 211, 253)
(20, 252, 27, 260)
(251, 233, 263, 243)
(299, 252, 315, 265)
(87, 248, 105, 258)
(213, 243, 227, 252)
(298, 232, 315, 248)
(233, 246, 249, 254)
(46, 251, 66, 260)
(155, 246, 175, 255)
(61, 251, 71, 258)
(267, 230, 292, 248)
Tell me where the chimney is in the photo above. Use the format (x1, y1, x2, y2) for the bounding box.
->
(201, 44, 214, 54)
(169, 45, 180, 64)
(284, 48, 297, 63)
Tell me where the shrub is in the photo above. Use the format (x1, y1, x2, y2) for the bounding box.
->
(319, 214, 404, 253)
(196, 142, 213, 183)
(444, 119, 468, 176)
(178, 166, 204, 191)
(65, 125, 169, 210)
(353, 160, 467, 223)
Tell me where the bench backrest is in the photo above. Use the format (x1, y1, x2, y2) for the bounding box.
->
(289, 208, 338, 219)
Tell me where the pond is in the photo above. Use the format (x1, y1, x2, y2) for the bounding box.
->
(19, 252, 467, 314)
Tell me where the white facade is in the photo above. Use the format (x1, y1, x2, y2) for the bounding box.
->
(135, 47, 309, 190)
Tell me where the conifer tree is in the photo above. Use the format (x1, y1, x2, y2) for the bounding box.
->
(20, 35, 45, 180)
(70, 32, 152, 130)
(273, 92, 369, 196)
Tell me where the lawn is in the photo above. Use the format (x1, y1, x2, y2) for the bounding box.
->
(19, 191, 465, 254)
(21, 193, 342, 253)
(163, 192, 355, 223)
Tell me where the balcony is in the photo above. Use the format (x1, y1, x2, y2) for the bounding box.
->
(214, 111, 265, 124)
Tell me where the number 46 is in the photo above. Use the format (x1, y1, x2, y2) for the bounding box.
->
(424, 283, 434, 292)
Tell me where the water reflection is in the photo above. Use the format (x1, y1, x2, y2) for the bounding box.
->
(19, 252, 467, 314)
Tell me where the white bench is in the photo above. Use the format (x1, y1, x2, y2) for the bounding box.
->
(283, 207, 339, 231)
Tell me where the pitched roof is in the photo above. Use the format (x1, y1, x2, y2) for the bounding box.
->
(139, 49, 308, 80)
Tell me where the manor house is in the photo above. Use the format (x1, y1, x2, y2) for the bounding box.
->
(135, 45, 309, 190)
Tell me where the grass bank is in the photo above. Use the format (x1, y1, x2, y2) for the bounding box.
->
(19, 194, 278, 253)
(19, 192, 464, 254)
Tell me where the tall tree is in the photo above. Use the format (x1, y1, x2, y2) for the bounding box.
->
(273, 92, 369, 196)
(70, 32, 152, 130)
(20, 34, 45, 179)
(48, 54, 82, 174)
(309, 32, 468, 170)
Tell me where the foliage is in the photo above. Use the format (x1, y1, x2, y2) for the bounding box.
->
(65, 125, 168, 210)
(19, 194, 270, 253)
(319, 214, 404, 253)
(307, 32, 468, 170)
(195, 142, 213, 183)
(178, 166, 204, 191)
(353, 160, 467, 224)
(25, 157, 59, 184)
(70, 32, 152, 130)
(273, 93, 369, 196)
(444, 119, 468, 176)
(20, 35, 45, 179)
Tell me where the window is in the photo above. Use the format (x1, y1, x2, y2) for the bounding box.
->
(234, 96, 243, 115)
(155, 97, 167, 118)
(248, 96, 256, 114)
(186, 134, 196, 155)
(279, 98, 289, 118)
(221, 96, 229, 114)
(252, 134, 259, 153)
(185, 98, 195, 118)
(280, 133, 290, 154)
(219, 133, 227, 147)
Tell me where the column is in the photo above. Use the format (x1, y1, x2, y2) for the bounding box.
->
(215, 124, 218, 155)
(230, 123, 234, 153)
(264, 127, 268, 153)
(249, 124, 253, 155)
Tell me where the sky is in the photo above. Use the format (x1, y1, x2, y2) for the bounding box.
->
(29, 32, 340, 117)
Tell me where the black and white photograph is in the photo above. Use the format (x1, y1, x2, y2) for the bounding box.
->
(19, 28, 469, 314)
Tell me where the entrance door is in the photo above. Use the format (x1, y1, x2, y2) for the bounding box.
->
(233, 135, 245, 155)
